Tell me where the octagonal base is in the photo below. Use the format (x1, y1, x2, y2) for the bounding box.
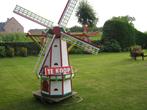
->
(33, 90, 77, 103)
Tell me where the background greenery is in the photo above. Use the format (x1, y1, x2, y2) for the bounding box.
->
(0, 33, 31, 42)
(0, 33, 40, 57)
(0, 52, 147, 110)
(102, 16, 147, 52)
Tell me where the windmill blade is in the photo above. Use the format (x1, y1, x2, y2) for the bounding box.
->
(34, 34, 56, 78)
(26, 33, 46, 49)
(58, 0, 78, 27)
(61, 32, 100, 55)
(13, 5, 54, 28)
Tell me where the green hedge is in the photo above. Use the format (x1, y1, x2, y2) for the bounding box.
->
(20, 47, 27, 57)
(69, 46, 91, 54)
(0, 42, 40, 57)
(6, 47, 15, 57)
(0, 46, 6, 57)
(135, 30, 147, 49)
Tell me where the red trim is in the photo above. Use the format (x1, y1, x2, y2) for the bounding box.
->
(58, 0, 71, 25)
(42, 80, 49, 92)
(60, 38, 63, 66)
(42, 74, 72, 76)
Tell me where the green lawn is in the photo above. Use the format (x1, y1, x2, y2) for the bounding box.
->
(0, 52, 147, 110)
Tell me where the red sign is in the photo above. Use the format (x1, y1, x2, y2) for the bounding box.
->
(45, 66, 73, 76)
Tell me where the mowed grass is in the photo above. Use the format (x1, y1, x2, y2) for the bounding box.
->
(0, 52, 147, 110)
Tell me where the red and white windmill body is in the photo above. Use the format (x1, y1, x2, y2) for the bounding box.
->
(13, 0, 100, 102)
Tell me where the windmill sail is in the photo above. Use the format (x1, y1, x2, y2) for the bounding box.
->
(13, 5, 54, 28)
(35, 35, 56, 77)
(33, 36, 50, 77)
(61, 32, 100, 55)
(58, 0, 78, 27)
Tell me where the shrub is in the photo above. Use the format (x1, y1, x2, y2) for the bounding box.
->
(20, 47, 27, 57)
(68, 46, 91, 54)
(102, 39, 121, 52)
(15, 47, 21, 56)
(0, 42, 40, 56)
(102, 19, 135, 50)
(69, 46, 85, 54)
(135, 30, 147, 49)
(0, 46, 6, 57)
(6, 47, 15, 57)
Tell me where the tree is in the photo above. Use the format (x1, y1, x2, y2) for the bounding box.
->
(112, 15, 135, 26)
(135, 29, 147, 48)
(76, 0, 98, 28)
(102, 17, 136, 51)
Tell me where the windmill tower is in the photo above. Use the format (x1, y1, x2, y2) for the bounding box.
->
(13, 0, 100, 102)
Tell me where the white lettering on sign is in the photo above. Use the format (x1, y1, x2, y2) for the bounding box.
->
(45, 66, 72, 76)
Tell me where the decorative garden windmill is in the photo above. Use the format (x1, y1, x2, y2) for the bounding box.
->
(13, 0, 100, 102)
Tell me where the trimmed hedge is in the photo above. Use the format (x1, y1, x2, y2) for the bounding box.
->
(0, 46, 6, 57)
(0, 42, 40, 56)
(6, 47, 15, 57)
(20, 47, 27, 57)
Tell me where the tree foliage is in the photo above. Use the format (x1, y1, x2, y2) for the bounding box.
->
(135, 30, 147, 48)
(76, 0, 98, 27)
(112, 15, 135, 26)
(102, 16, 136, 51)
